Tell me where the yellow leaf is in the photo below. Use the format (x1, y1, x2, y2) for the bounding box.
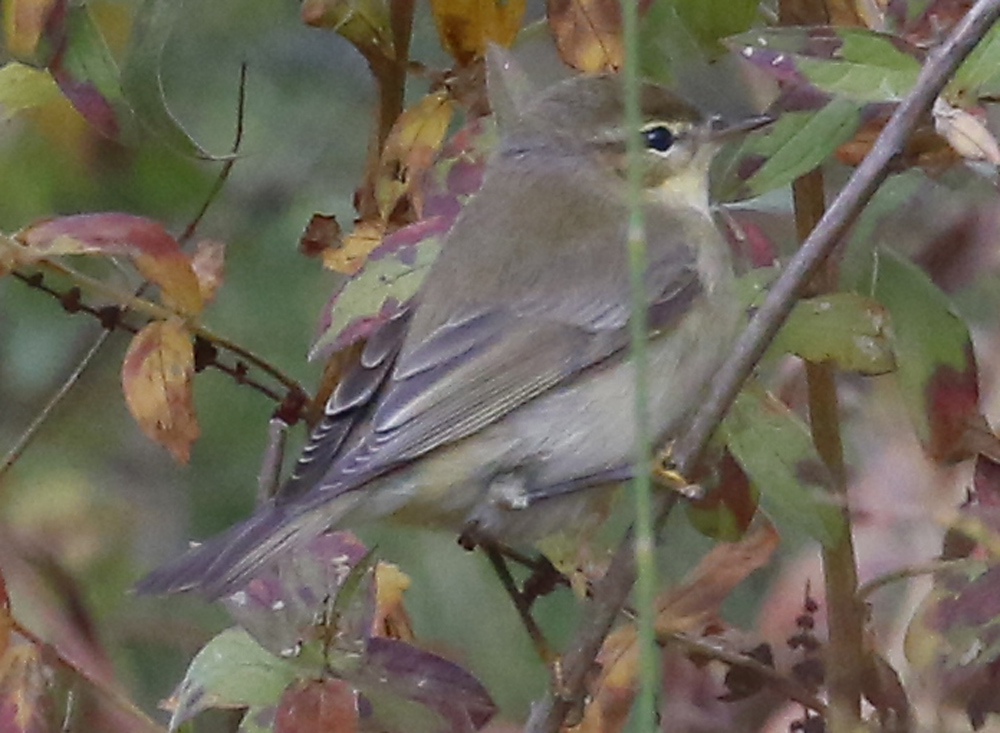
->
(374, 562, 414, 641)
(0, 234, 39, 277)
(429, 0, 526, 64)
(122, 320, 199, 463)
(376, 91, 455, 220)
(323, 220, 386, 275)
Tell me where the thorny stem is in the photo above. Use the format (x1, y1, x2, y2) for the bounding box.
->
(664, 632, 827, 715)
(33, 257, 306, 398)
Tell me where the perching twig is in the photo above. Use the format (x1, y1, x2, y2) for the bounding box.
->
(525, 2, 1000, 730)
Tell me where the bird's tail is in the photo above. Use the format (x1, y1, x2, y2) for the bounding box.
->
(133, 499, 344, 600)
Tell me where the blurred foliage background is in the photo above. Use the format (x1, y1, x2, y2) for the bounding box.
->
(7, 0, 1000, 730)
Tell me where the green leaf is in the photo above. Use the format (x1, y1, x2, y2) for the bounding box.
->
(873, 250, 981, 460)
(673, 0, 759, 52)
(715, 99, 860, 200)
(952, 23, 1000, 95)
(0, 62, 60, 121)
(774, 292, 896, 374)
(169, 627, 298, 731)
(239, 705, 276, 733)
(722, 386, 844, 546)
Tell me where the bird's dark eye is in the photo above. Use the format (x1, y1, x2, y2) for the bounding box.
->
(642, 124, 676, 153)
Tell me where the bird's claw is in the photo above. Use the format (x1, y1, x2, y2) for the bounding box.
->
(653, 443, 704, 499)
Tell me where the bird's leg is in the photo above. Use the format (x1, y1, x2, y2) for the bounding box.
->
(457, 526, 560, 667)
(478, 542, 569, 604)
(653, 441, 703, 499)
(482, 544, 559, 666)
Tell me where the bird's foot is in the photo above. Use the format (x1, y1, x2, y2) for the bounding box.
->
(653, 443, 703, 499)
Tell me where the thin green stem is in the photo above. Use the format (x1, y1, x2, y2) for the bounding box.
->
(0, 329, 110, 484)
(857, 558, 975, 601)
(622, 1, 658, 727)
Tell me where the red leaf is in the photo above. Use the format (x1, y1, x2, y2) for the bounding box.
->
(17, 213, 203, 314)
(275, 679, 358, 733)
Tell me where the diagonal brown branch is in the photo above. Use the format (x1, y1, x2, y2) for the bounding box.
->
(525, 2, 1000, 729)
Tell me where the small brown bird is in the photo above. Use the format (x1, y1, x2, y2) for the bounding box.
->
(137, 73, 757, 599)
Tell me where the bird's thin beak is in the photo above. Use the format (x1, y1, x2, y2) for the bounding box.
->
(708, 114, 774, 142)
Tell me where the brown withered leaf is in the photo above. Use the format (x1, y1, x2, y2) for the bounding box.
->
(0, 644, 52, 733)
(934, 98, 1000, 165)
(300, 213, 342, 259)
(16, 213, 204, 315)
(323, 219, 386, 275)
(547, 0, 623, 72)
(577, 523, 779, 732)
(3, 0, 61, 62)
(657, 522, 779, 635)
(836, 110, 960, 174)
(191, 239, 225, 304)
(275, 679, 359, 733)
(375, 91, 456, 222)
(429, 0, 527, 65)
(121, 319, 199, 463)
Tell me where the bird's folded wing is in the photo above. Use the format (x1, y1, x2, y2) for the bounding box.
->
(291, 259, 703, 511)
(278, 308, 412, 503)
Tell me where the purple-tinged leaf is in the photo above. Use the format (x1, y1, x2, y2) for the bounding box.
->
(46, 3, 137, 141)
(311, 118, 495, 360)
(222, 531, 372, 660)
(728, 26, 923, 103)
(310, 219, 447, 360)
(353, 637, 496, 733)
